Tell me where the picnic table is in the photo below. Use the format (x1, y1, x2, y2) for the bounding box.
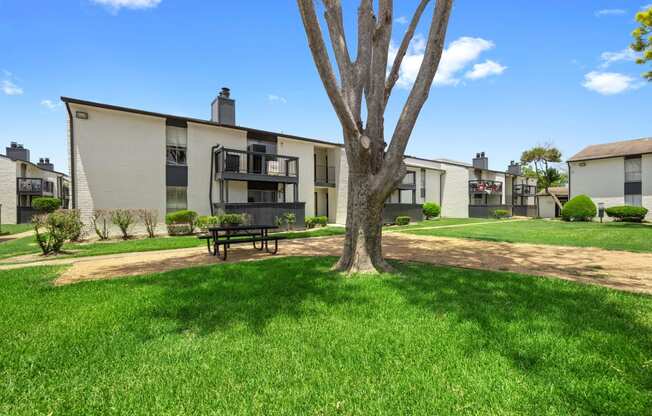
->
(200, 224, 282, 261)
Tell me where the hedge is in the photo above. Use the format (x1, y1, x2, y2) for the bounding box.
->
(32, 197, 61, 213)
(395, 216, 411, 226)
(561, 194, 596, 222)
(422, 202, 441, 219)
(165, 210, 198, 225)
(605, 205, 648, 222)
(493, 209, 510, 219)
(305, 216, 328, 228)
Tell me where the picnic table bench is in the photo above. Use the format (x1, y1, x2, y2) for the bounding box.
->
(199, 224, 283, 261)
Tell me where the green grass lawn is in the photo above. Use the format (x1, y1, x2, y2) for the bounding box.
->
(0, 258, 650, 415)
(401, 219, 652, 252)
(0, 223, 32, 236)
(387, 217, 497, 231)
(0, 226, 347, 262)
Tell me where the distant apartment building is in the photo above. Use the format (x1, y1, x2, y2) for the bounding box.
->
(62, 89, 535, 227)
(0, 142, 70, 224)
(568, 137, 652, 220)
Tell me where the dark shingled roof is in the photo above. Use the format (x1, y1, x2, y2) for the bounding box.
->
(569, 137, 652, 162)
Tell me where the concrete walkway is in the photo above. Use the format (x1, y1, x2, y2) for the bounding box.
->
(0, 230, 34, 244)
(2, 233, 652, 295)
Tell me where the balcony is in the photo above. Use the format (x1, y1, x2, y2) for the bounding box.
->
(215, 147, 299, 183)
(315, 164, 336, 187)
(396, 171, 416, 190)
(469, 180, 503, 195)
(17, 178, 43, 195)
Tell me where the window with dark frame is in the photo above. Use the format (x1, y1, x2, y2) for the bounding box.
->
(166, 125, 188, 166)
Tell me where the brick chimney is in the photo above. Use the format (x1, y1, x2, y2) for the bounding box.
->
(6, 142, 30, 162)
(211, 87, 236, 125)
(472, 152, 488, 170)
(37, 157, 54, 171)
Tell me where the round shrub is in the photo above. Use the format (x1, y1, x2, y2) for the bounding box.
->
(422, 202, 441, 219)
(605, 205, 648, 222)
(165, 210, 198, 225)
(195, 215, 220, 231)
(305, 216, 328, 229)
(561, 195, 597, 222)
(395, 216, 411, 226)
(32, 197, 61, 213)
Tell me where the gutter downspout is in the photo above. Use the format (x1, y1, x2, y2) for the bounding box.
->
(209, 145, 221, 216)
(567, 161, 571, 200)
(64, 101, 76, 209)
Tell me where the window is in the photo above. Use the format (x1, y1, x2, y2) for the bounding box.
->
(420, 169, 426, 199)
(166, 126, 187, 166)
(166, 186, 187, 213)
(625, 156, 642, 183)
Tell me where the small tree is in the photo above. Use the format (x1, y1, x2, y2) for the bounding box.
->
(111, 209, 136, 240)
(32, 197, 61, 214)
(137, 209, 159, 238)
(521, 144, 565, 209)
(32, 210, 78, 255)
(62, 209, 85, 242)
(91, 209, 111, 240)
(631, 6, 652, 81)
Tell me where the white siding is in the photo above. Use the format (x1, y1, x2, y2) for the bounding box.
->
(569, 158, 625, 209)
(539, 195, 556, 218)
(642, 154, 652, 220)
(70, 103, 167, 223)
(277, 137, 315, 216)
(441, 164, 470, 218)
(0, 157, 16, 225)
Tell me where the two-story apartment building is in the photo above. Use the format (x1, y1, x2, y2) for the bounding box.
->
(0, 142, 70, 224)
(568, 137, 652, 220)
(62, 90, 535, 228)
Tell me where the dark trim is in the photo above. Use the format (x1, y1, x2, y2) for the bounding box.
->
(624, 181, 642, 195)
(61, 96, 342, 149)
(65, 102, 76, 209)
(209, 145, 219, 215)
(166, 165, 188, 187)
(567, 161, 571, 199)
(166, 118, 188, 128)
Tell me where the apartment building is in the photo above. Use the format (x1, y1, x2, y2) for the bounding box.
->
(568, 137, 652, 220)
(0, 142, 70, 224)
(62, 90, 534, 227)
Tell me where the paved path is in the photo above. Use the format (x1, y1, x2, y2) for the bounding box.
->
(385, 218, 529, 233)
(0, 230, 34, 243)
(2, 233, 652, 294)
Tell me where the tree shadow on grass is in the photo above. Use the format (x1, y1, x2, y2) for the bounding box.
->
(134, 256, 362, 336)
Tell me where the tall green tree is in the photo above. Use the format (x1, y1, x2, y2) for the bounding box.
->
(520, 145, 564, 210)
(631, 5, 652, 80)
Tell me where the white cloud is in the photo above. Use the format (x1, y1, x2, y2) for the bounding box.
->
(91, 0, 161, 11)
(600, 48, 637, 68)
(1, 80, 23, 96)
(395, 16, 408, 24)
(41, 99, 62, 110)
(267, 94, 287, 104)
(582, 71, 642, 95)
(391, 36, 499, 88)
(595, 8, 627, 16)
(642, 4, 652, 10)
(465, 60, 507, 80)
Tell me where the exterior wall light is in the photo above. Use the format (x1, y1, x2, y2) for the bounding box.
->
(598, 202, 605, 223)
(75, 111, 89, 120)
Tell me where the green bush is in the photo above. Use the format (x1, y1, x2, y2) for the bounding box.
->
(561, 195, 597, 222)
(32, 197, 61, 213)
(196, 215, 220, 231)
(111, 209, 137, 240)
(32, 210, 80, 255)
(493, 209, 510, 219)
(220, 213, 245, 226)
(395, 216, 411, 226)
(305, 216, 328, 229)
(165, 210, 198, 225)
(422, 202, 441, 219)
(605, 205, 649, 222)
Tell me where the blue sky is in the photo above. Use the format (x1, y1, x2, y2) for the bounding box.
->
(1, 0, 650, 173)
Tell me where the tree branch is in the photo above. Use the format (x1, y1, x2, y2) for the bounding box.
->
(323, 0, 353, 80)
(385, 0, 431, 106)
(297, 0, 361, 136)
(354, 0, 374, 117)
(365, 0, 392, 141)
(380, 0, 454, 187)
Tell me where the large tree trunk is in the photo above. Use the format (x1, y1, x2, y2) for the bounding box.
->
(332, 172, 392, 274)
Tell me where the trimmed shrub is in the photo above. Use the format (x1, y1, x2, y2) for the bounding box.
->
(305, 216, 328, 229)
(91, 209, 111, 240)
(422, 202, 441, 219)
(137, 209, 159, 238)
(32, 197, 61, 213)
(220, 213, 245, 227)
(62, 209, 84, 241)
(165, 210, 197, 235)
(111, 209, 137, 240)
(274, 212, 297, 231)
(196, 215, 220, 232)
(606, 205, 649, 222)
(493, 209, 510, 219)
(561, 194, 597, 222)
(395, 216, 411, 226)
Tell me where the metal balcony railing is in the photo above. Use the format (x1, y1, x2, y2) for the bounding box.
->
(215, 148, 298, 181)
(17, 178, 43, 195)
(513, 184, 537, 196)
(469, 180, 503, 195)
